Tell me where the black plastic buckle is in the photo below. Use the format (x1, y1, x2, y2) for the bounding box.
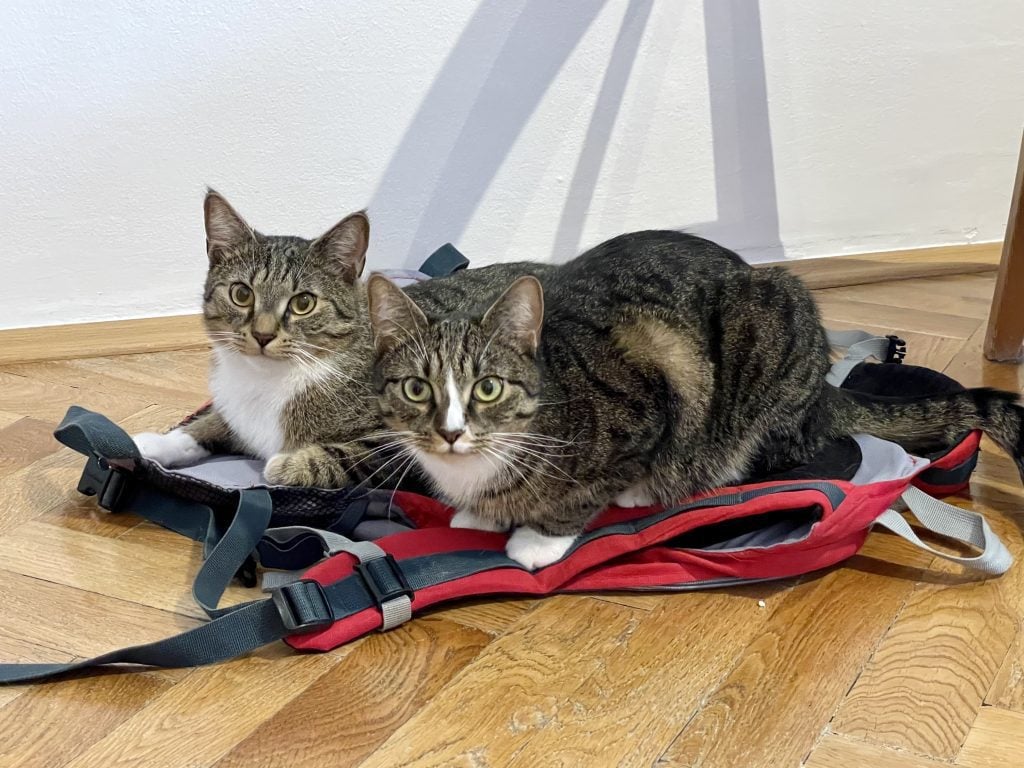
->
(355, 554, 413, 608)
(76, 455, 131, 512)
(270, 579, 334, 633)
(884, 335, 907, 364)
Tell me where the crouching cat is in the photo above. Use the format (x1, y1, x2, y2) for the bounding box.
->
(366, 233, 1024, 570)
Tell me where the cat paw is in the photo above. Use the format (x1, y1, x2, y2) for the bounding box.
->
(613, 483, 656, 508)
(450, 509, 508, 532)
(264, 446, 348, 488)
(133, 429, 210, 468)
(505, 527, 576, 570)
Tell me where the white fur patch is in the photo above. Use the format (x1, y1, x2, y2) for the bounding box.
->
(133, 428, 210, 468)
(444, 370, 464, 433)
(450, 509, 508, 532)
(613, 482, 656, 508)
(209, 346, 323, 459)
(414, 450, 503, 508)
(506, 527, 575, 570)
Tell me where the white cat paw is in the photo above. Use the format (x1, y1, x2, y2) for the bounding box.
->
(450, 509, 507, 532)
(613, 483, 656, 508)
(506, 527, 576, 570)
(133, 429, 210, 468)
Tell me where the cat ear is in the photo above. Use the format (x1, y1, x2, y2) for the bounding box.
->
(310, 211, 369, 284)
(204, 189, 255, 263)
(366, 274, 428, 356)
(481, 276, 544, 355)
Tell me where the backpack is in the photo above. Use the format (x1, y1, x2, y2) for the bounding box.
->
(0, 253, 1011, 683)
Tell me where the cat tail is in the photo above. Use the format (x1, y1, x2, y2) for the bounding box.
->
(825, 385, 1024, 480)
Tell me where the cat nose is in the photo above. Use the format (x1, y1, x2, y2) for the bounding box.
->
(438, 428, 464, 445)
(252, 331, 277, 348)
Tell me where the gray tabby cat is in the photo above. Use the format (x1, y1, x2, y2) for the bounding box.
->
(366, 232, 1024, 569)
(134, 190, 551, 487)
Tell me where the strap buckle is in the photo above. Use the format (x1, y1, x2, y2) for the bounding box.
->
(355, 554, 413, 609)
(77, 455, 130, 512)
(884, 335, 907, 364)
(269, 579, 334, 633)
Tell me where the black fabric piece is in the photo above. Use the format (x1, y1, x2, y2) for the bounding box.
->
(418, 243, 470, 277)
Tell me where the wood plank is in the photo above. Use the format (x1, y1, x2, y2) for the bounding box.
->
(985, 129, 1024, 362)
(814, 296, 982, 339)
(0, 520, 253, 619)
(0, 569, 200, 658)
(0, 417, 63, 478)
(358, 597, 645, 768)
(831, 507, 1022, 758)
(430, 597, 540, 636)
(988, 634, 1024, 713)
(816, 278, 994, 320)
(0, 410, 22, 429)
(0, 672, 172, 768)
(654, 558, 930, 768)
(3, 350, 209, 410)
(775, 242, 1001, 290)
(805, 735, 951, 768)
(0, 371, 154, 425)
(956, 705, 1024, 767)
(502, 590, 780, 768)
(0, 634, 75, 711)
(945, 315, 1024, 392)
(0, 314, 207, 366)
(62, 654, 340, 768)
(214, 618, 491, 768)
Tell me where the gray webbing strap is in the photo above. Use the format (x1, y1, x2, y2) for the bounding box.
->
(260, 526, 412, 631)
(825, 329, 894, 387)
(874, 486, 1013, 576)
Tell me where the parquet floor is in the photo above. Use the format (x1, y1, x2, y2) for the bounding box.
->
(0, 272, 1022, 767)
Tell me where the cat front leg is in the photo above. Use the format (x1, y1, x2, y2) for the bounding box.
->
(133, 408, 232, 468)
(450, 509, 509, 532)
(506, 526, 577, 570)
(264, 444, 353, 488)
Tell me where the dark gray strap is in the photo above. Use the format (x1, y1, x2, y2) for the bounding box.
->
(418, 243, 469, 278)
(260, 526, 411, 630)
(875, 486, 1013, 575)
(0, 593, 301, 683)
(55, 406, 141, 465)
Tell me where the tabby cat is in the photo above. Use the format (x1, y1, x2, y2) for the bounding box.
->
(366, 233, 1024, 569)
(133, 190, 552, 488)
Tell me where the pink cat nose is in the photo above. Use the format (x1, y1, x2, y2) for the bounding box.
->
(252, 331, 277, 348)
(438, 428, 464, 445)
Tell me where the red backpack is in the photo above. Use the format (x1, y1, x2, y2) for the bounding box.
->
(0, 343, 1010, 683)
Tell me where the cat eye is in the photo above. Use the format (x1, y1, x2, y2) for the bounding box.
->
(402, 377, 432, 403)
(229, 283, 254, 307)
(473, 377, 504, 403)
(289, 292, 317, 315)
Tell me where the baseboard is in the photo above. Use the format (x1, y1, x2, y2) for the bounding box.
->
(772, 241, 1001, 289)
(0, 314, 208, 366)
(0, 242, 1001, 366)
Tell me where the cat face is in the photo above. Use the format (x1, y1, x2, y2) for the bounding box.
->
(201, 190, 369, 362)
(367, 275, 544, 464)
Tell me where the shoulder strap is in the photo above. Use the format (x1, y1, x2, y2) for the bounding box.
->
(418, 243, 469, 278)
(874, 486, 1013, 575)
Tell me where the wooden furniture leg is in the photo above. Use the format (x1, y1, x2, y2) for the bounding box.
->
(985, 129, 1024, 362)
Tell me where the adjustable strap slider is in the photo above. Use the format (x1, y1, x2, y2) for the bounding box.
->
(77, 455, 131, 512)
(355, 554, 413, 608)
(269, 579, 334, 633)
(884, 335, 907, 364)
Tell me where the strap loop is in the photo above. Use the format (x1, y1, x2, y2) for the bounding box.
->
(268, 580, 334, 633)
(874, 486, 1013, 575)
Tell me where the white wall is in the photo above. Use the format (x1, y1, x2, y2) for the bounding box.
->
(1, 1, 1022, 329)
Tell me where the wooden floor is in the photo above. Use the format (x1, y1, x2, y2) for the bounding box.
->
(1, 272, 1023, 767)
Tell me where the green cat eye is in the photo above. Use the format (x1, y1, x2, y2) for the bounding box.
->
(473, 376, 503, 402)
(289, 292, 317, 315)
(229, 283, 254, 307)
(402, 377, 432, 403)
